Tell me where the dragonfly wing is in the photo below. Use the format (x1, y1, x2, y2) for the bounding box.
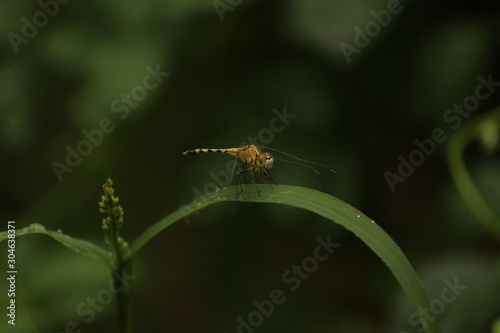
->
(257, 146, 341, 190)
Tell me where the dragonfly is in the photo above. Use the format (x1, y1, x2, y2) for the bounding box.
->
(182, 144, 340, 197)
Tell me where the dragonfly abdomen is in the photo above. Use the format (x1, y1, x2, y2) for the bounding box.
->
(183, 148, 240, 157)
(183, 145, 264, 165)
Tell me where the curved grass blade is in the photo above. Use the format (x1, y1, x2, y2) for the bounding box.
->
(130, 185, 440, 333)
(0, 223, 113, 268)
(447, 107, 500, 239)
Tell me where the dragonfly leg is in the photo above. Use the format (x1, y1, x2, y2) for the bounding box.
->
(258, 169, 277, 189)
(250, 168, 261, 196)
(235, 164, 252, 197)
(231, 160, 245, 198)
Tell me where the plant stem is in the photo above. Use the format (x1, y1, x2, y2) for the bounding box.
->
(114, 260, 133, 333)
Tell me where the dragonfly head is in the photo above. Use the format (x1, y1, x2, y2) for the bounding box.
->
(257, 152, 274, 170)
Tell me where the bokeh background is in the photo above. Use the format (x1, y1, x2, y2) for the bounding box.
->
(1, 0, 500, 332)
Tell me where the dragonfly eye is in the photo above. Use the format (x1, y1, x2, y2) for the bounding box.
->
(258, 152, 274, 170)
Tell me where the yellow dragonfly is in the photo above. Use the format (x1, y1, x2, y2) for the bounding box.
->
(183, 144, 340, 197)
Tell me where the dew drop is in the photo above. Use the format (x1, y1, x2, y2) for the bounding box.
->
(57, 229, 63, 234)
(356, 214, 361, 218)
(371, 220, 375, 224)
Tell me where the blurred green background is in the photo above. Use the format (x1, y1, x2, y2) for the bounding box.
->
(1, 0, 499, 332)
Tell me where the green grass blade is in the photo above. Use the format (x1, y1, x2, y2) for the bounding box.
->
(0, 223, 113, 268)
(130, 185, 440, 333)
(447, 107, 500, 239)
